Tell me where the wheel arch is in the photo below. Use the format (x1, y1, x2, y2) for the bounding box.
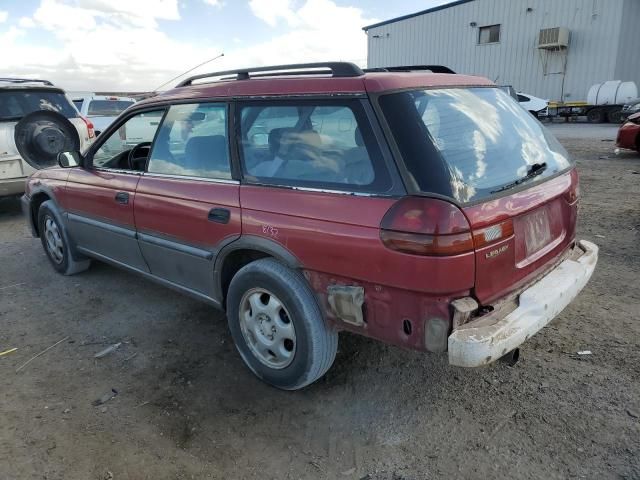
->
(214, 235, 302, 308)
(29, 186, 58, 237)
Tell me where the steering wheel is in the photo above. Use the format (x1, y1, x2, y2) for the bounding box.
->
(127, 142, 152, 170)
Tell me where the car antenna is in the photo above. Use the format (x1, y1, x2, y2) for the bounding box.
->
(153, 52, 225, 92)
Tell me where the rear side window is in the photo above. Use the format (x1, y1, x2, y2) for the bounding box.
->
(379, 87, 572, 203)
(147, 103, 231, 180)
(88, 100, 134, 116)
(0, 89, 78, 121)
(72, 99, 84, 111)
(238, 100, 388, 191)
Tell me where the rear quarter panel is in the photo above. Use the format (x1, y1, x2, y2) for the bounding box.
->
(240, 185, 475, 350)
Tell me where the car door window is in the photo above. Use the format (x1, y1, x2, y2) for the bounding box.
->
(147, 103, 231, 180)
(92, 110, 164, 170)
(239, 101, 389, 191)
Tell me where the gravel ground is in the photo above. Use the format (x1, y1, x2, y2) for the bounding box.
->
(0, 125, 639, 480)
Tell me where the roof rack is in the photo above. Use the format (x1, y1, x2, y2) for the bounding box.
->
(0, 77, 54, 86)
(177, 62, 365, 87)
(363, 65, 456, 74)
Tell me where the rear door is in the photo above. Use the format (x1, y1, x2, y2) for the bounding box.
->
(134, 102, 241, 297)
(463, 169, 578, 304)
(376, 86, 577, 306)
(62, 108, 165, 270)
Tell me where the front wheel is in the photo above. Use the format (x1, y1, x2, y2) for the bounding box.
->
(38, 200, 90, 275)
(227, 258, 338, 390)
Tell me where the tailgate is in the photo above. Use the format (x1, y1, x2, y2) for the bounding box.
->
(464, 170, 578, 305)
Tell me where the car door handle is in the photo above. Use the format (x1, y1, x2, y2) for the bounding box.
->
(208, 208, 230, 224)
(115, 192, 129, 204)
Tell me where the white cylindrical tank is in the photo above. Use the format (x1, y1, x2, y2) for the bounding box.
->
(587, 81, 638, 105)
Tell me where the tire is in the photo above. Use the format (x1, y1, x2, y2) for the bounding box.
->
(586, 108, 605, 123)
(227, 258, 338, 390)
(607, 109, 624, 124)
(37, 200, 91, 275)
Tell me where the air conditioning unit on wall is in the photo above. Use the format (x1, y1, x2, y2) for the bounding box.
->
(538, 27, 570, 49)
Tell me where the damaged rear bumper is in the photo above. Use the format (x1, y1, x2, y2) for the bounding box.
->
(448, 240, 598, 367)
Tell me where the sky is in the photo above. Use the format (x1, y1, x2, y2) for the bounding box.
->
(0, 0, 451, 91)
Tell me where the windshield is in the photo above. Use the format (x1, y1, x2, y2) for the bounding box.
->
(0, 89, 79, 122)
(379, 87, 572, 203)
(87, 100, 134, 116)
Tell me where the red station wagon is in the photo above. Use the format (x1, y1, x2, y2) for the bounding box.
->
(21, 62, 598, 390)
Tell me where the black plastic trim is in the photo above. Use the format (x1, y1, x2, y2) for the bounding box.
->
(67, 213, 136, 239)
(76, 246, 222, 308)
(137, 232, 214, 260)
(177, 62, 364, 87)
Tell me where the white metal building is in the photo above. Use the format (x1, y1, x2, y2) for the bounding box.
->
(363, 0, 640, 102)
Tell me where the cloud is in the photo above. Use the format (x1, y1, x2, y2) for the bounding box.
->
(216, 0, 376, 71)
(1, 0, 219, 91)
(249, 0, 299, 27)
(0, 10, 8, 23)
(18, 17, 36, 28)
(203, 0, 224, 7)
(0, 0, 376, 91)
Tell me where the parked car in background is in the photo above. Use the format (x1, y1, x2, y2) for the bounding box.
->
(22, 62, 597, 390)
(68, 93, 136, 135)
(0, 78, 95, 197)
(517, 92, 549, 118)
(621, 98, 640, 119)
(616, 112, 640, 153)
(499, 86, 548, 118)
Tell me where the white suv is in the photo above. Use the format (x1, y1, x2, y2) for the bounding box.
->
(0, 78, 95, 197)
(67, 93, 135, 135)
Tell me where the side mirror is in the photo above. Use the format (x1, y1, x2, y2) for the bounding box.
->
(57, 151, 83, 168)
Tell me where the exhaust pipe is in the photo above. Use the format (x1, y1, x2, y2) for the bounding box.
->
(499, 348, 520, 366)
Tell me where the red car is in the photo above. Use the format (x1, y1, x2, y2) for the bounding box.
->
(616, 112, 640, 153)
(21, 62, 598, 390)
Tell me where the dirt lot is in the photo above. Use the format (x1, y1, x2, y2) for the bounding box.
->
(1, 125, 639, 480)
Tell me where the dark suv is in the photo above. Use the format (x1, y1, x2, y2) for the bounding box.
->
(21, 62, 598, 390)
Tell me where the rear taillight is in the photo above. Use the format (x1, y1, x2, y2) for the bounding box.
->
(81, 115, 95, 138)
(380, 197, 473, 256)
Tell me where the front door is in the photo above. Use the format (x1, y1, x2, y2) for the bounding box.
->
(61, 108, 166, 270)
(134, 102, 241, 297)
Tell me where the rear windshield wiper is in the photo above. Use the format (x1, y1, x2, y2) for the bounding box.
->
(491, 162, 548, 194)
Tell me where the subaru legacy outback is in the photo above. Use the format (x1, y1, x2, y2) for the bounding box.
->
(21, 63, 598, 390)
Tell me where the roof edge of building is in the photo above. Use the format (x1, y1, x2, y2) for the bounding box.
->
(362, 0, 475, 31)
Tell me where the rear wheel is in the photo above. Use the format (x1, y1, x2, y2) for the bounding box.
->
(586, 108, 606, 123)
(38, 201, 90, 275)
(227, 258, 338, 390)
(607, 109, 624, 124)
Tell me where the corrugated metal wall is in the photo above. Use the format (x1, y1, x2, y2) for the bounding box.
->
(614, 0, 640, 88)
(366, 0, 633, 101)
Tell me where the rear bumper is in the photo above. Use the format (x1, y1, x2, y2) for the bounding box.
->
(0, 177, 27, 197)
(448, 240, 598, 367)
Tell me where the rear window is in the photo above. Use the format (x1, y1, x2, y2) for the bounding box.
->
(0, 89, 78, 122)
(379, 87, 572, 203)
(87, 100, 134, 116)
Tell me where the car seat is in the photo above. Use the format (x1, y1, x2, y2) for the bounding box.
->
(184, 135, 228, 175)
